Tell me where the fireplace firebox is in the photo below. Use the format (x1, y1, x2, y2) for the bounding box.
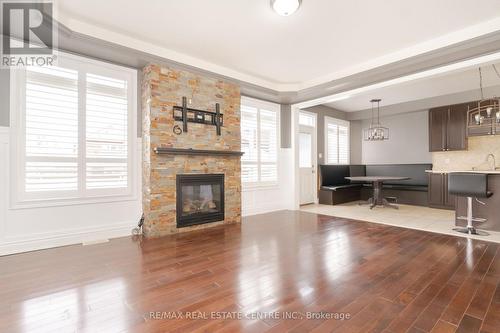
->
(176, 174, 225, 228)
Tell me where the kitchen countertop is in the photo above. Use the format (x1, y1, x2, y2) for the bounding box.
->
(425, 169, 500, 174)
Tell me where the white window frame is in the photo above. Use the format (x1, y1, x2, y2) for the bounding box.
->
(9, 51, 138, 208)
(324, 116, 350, 165)
(241, 96, 280, 190)
(298, 110, 316, 128)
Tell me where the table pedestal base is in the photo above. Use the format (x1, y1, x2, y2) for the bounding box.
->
(358, 181, 399, 209)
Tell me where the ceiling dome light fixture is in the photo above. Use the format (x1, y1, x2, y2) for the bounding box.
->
(271, 0, 302, 16)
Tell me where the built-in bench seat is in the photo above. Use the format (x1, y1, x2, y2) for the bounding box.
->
(321, 184, 363, 191)
(363, 184, 428, 192)
(318, 165, 364, 205)
(319, 163, 432, 206)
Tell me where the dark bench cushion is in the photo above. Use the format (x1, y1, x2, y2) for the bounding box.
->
(365, 164, 432, 186)
(319, 165, 350, 186)
(348, 165, 367, 183)
(362, 184, 428, 192)
(321, 184, 363, 191)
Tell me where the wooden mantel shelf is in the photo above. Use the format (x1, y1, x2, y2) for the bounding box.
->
(154, 147, 244, 156)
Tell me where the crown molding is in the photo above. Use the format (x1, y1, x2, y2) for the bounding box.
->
(57, 11, 500, 89)
(54, 10, 500, 106)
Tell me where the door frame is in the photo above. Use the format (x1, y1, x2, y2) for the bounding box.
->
(295, 109, 318, 207)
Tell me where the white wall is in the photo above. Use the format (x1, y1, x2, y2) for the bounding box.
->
(0, 126, 292, 255)
(358, 110, 432, 164)
(242, 148, 295, 216)
(0, 127, 142, 255)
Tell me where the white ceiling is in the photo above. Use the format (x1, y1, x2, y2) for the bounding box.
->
(324, 63, 500, 112)
(57, 0, 500, 91)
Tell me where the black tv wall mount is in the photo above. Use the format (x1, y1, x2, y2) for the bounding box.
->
(172, 97, 223, 135)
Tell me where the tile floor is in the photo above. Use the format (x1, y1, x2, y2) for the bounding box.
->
(300, 201, 500, 244)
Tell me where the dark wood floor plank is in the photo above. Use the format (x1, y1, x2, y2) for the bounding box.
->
(430, 320, 457, 333)
(440, 243, 499, 326)
(480, 280, 500, 333)
(412, 244, 498, 331)
(382, 240, 480, 332)
(0, 210, 499, 333)
(466, 273, 499, 321)
(456, 314, 482, 333)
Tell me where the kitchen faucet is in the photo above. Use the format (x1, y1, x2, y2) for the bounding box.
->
(486, 153, 497, 170)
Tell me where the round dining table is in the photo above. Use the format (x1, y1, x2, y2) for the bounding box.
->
(345, 176, 410, 209)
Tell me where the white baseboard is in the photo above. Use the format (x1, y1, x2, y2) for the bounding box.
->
(0, 221, 136, 256)
(0, 126, 9, 141)
(0, 131, 142, 256)
(242, 202, 293, 217)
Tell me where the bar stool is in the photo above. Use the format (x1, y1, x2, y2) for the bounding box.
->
(448, 172, 493, 236)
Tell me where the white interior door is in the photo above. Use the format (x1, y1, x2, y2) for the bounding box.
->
(299, 125, 316, 205)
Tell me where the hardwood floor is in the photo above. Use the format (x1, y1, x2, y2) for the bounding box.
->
(1, 210, 499, 333)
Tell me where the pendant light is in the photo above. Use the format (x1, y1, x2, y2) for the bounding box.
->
(363, 99, 389, 141)
(466, 66, 500, 136)
(271, 0, 302, 16)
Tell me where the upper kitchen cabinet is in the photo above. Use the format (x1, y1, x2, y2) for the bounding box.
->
(446, 102, 468, 151)
(429, 102, 468, 152)
(429, 106, 447, 152)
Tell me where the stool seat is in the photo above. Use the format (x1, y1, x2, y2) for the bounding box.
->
(448, 173, 492, 198)
(448, 172, 493, 236)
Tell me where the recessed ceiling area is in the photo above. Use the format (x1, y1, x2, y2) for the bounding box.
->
(323, 62, 500, 114)
(57, 0, 500, 90)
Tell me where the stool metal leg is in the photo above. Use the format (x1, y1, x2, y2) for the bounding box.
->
(453, 197, 489, 236)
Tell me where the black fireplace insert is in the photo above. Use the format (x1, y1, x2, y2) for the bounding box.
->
(176, 174, 225, 228)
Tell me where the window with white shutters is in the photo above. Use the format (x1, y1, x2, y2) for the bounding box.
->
(86, 73, 128, 190)
(325, 117, 350, 165)
(24, 66, 79, 193)
(241, 97, 279, 186)
(12, 52, 137, 204)
(241, 105, 259, 183)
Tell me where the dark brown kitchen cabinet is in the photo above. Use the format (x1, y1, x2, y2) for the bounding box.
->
(429, 103, 468, 152)
(444, 176, 456, 208)
(428, 173, 455, 210)
(429, 107, 447, 152)
(428, 173, 444, 207)
(447, 103, 468, 150)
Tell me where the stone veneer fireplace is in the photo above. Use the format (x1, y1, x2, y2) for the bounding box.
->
(141, 64, 241, 237)
(176, 174, 224, 228)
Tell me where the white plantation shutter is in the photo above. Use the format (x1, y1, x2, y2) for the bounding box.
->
(241, 105, 259, 183)
(325, 117, 350, 165)
(25, 66, 79, 192)
(338, 124, 349, 164)
(326, 123, 338, 164)
(259, 109, 278, 182)
(14, 52, 136, 203)
(86, 73, 128, 189)
(240, 97, 279, 185)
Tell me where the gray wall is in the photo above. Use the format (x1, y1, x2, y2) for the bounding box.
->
(301, 105, 347, 165)
(349, 120, 363, 164)
(358, 110, 431, 164)
(301, 106, 431, 166)
(0, 69, 9, 127)
(280, 104, 291, 148)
